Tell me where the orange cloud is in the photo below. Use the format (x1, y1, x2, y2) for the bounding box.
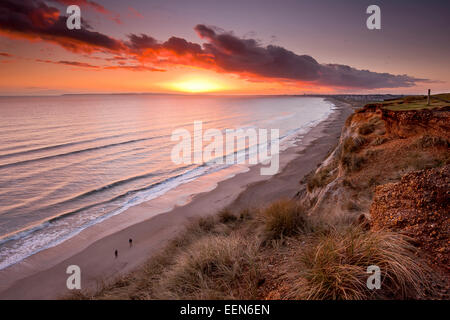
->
(36, 58, 100, 69)
(35, 58, 166, 72)
(0, 1, 430, 90)
(128, 7, 143, 19)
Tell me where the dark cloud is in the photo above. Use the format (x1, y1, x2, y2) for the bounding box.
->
(36, 58, 99, 68)
(0, 0, 123, 53)
(57, 60, 99, 68)
(319, 64, 426, 89)
(126, 33, 158, 51)
(36, 58, 165, 72)
(125, 33, 203, 57)
(0, 1, 428, 89)
(103, 65, 165, 72)
(194, 24, 425, 89)
(162, 37, 203, 56)
(195, 24, 321, 81)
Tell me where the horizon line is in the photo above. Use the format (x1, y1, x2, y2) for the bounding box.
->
(0, 91, 434, 98)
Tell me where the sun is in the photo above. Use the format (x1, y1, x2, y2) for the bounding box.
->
(170, 79, 224, 93)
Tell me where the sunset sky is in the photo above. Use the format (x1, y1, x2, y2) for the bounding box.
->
(0, 0, 449, 95)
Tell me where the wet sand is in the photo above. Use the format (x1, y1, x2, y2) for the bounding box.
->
(0, 99, 351, 299)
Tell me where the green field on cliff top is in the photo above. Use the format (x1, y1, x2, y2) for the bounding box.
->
(382, 93, 450, 111)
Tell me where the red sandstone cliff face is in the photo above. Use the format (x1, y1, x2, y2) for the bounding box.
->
(370, 165, 450, 273)
(381, 106, 450, 138)
(354, 103, 450, 138)
(298, 102, 449, 219)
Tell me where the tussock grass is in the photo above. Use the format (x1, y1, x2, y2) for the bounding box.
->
(64, 214, 236, 300)
(238, 208, 252, 221)
(371, 136, 388, 146)
(218, 209, 238, 224)
(153, 234, 261, 299)
(341, 136, 368, 172)
(306, 165, 337, 192)
(65, 203, 441, 300)
(195, 215, 217, 233)
(262, 199, 309, 240)
(343, 136, 367, 154)
(358, 122, 376, 135)
(306, 168, 329, 192)
(284, 226, 435, 300)
(341, 154, 366, 172)
(414, 134, 449, 149)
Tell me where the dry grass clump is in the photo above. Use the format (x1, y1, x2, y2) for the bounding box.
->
(341, 154, 366, 172)
(306, 168, 329, 192)
(358, 122, 376, 135)
(306, 165, 337, 192)
(414, 134, 449, 149)
(238, 208, 252, 221)
(64, 214, 236, 300)
(153, 234, 261, 299)
(341, 136, 368, 172)
(66, 203, 441, 300)
(371, 136, 388, 146)
(358, 116, 383, 136)
(343, 136, 367, 154)
(262, 199, 310, 240)
(218, 209, 238, 224)
(284, 226, 436, 300)
(194, 215, 217, 233)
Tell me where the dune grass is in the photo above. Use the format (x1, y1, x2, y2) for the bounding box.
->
(358, 122, 376, 135)
(262, 199, 310, 241)
(65, 202, 441, 300)
(283, 226, 436, 300)
(153, 234, 261, 299)
(218, 209, 238, 223)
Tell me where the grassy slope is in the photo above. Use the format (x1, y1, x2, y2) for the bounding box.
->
(381, 93, 450, 111)
(67, 202, 440, 300)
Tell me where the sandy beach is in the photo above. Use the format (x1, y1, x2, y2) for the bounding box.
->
(0, 99, 352, 300)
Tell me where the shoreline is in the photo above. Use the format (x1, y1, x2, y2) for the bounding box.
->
(0, 99, 352, 299)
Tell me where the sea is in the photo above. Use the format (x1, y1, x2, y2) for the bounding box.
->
(0, 94, 334, 269)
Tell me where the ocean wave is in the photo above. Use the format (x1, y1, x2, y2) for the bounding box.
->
(0, 96, 335, 271)
(0, 162, 218, 269)
(0, 135, 170, 169)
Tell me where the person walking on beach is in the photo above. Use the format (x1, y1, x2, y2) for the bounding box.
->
(114, 249, 118, 258)
(129, 238, 133, 247)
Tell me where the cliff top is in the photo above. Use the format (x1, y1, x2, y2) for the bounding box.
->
(379, 93, 450, 111)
